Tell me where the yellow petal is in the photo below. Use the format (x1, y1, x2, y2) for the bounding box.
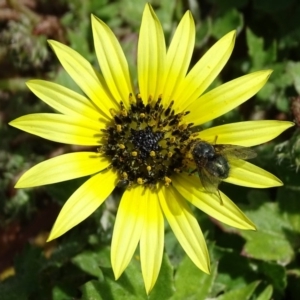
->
(158, 186, 210, 274)
(198, 120, 294, 146)
(140, 190, 164, 294)
(186, 70, 272, 125)
(111, 186, 146, 279)
(47, 169, 116, 241)
(225, 159, 283, 188)
(91, 15, 134, 107)
(173, 31, 236, 111)
(26, 80, 101, 121)
(138, 3, 166, 102)
(161, 11, 195, 106)
(48, 40, 117, 120)
(9, 113, 103, 146)
(173, 174, 256, 230)
(15, 152, 110, 188)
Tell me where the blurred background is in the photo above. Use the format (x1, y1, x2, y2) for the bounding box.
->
(1, 0, 300, 299)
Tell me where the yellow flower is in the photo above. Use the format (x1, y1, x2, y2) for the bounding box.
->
(10, 4, 293, 294)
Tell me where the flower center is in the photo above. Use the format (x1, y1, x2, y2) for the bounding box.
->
(99, 94, 197, 188)
(130, 126, 164, 159)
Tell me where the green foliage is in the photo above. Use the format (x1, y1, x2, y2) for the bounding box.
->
(1, 0, 300, 299)
(239, 191, 295, 263)
(211, 8, 244, 39)
(172, 257, 218, 300)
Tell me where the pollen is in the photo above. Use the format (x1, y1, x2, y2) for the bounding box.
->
(150, 151, 156, 157)
(100, 94, 195, 188)
(137, 178, 144, 184)
(164, 176, 172, 186)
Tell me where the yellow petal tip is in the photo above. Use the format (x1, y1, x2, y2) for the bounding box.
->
(228, 29, 237, 39)
(243, 219, 257, 231)
(222, 30, 236, 45)
(256, 69, 273, 79)
(91, 13, 98, 22)
(272, 177, 283, 187)
(277, 181, 284, 187)
(46, 234, 55, 242)
(247, 223, 257, 231)
(14, 182, 22, 189)
(113, 270, 121, 280)
(47, 39, 55, 46)
(202, 265, 211, 275)
(145, 284, 154, 295)
(286, 121, 296, 128)
(262, 69, 273, 79)
(25, 80, 33, 86)
(47, 39, 61, 50)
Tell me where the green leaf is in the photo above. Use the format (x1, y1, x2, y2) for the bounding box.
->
(72, 251, 104, 280)
(47, 234, 87, 267)
(93, 247, 112, 269)
(239, 191, 295, 264)
(286, 61, 300, 94)
(215, 251, 256, 293)
(195, 18, 212, 48)
(81, 280, 103, 300)
(89, 256, 146, 300)
(94, 276, 144, 300)
(118, 0, 150, 30)
(255, 81, 276, 102)
(271, 63, 294, 88)
(172, 257, 217, 300)
(255, 63, 292, 106)
(212, 9, 244, 39)
(164, 229, 186, 268)
(257, 285, 273, 300)
(217, 281, 260, 300)
(149, 254, 174, 300)
(89, 0, 120, 28)
(246, 28, 277, 68)
(52, 285, 77, 300)
(278, 189, 300, 235)
(259, 261, 287, 292)
(276, 93, 290, 113)
(81, 254, 174, 299)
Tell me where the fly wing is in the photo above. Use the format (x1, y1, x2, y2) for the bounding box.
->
(215, 144, 257, 160)
(198, 167, 222, 193)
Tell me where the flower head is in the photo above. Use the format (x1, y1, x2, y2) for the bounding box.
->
(10, 4, 293, 293)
